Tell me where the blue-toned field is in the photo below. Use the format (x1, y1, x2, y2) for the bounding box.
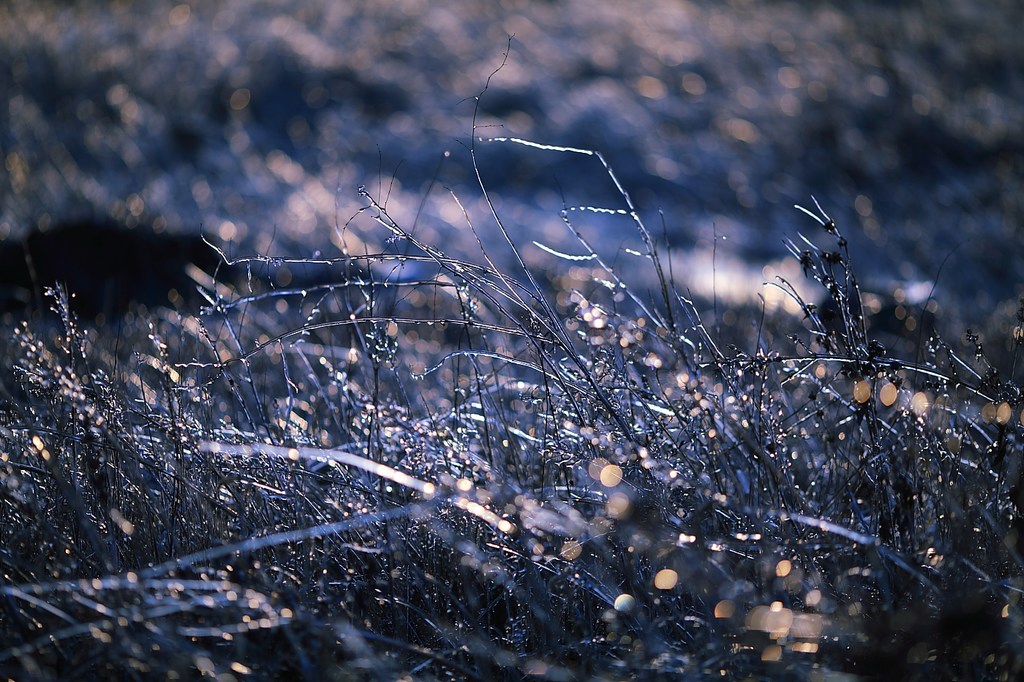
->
(1, 1, 1022, 679)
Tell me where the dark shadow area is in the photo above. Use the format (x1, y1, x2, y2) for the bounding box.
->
(0, 220, 225, 319)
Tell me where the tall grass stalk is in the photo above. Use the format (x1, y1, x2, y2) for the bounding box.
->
(1, 124, 1022, 680)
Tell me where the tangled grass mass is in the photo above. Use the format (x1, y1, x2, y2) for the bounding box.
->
(1, 129, 1022, 680)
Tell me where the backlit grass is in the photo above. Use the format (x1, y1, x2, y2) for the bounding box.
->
(1, 134, 1022, 680)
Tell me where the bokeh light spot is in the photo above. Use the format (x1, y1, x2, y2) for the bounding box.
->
(599, 463, 623, 488)
(614, 594, 636, 613)
(853, 379, 871, 404)
(654, 569, 678, 590)
(879, 381, 898, 407)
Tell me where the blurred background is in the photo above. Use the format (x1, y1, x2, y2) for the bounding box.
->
(1, 0, 1022, 330)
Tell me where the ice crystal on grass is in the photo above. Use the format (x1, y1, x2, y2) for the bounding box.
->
(2, 137, 1023, 679)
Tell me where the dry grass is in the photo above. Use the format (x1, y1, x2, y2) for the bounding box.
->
(2, 125, 1023, 680)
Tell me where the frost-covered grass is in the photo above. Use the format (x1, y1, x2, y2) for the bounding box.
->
(2, 131, 1023, 680)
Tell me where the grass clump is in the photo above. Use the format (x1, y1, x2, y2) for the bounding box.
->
(1, 131, 1023, 680)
